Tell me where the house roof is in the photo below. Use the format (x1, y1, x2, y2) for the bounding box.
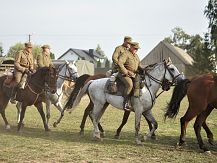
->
(58, 48, 106, 61)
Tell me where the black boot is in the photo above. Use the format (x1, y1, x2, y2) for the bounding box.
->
(123, 95, 131, 111)
(10, 86, 18, 104)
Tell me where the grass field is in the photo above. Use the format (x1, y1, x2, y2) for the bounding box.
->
(0, 90, 217, 162)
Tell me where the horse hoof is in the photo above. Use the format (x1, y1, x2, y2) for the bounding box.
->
(151, 135, 157, 140)
(208, 139, 215, 146)
(93, 136, 102, 142)
(53, 122, 57, 128)
(204, 151, 212, 156)
(79, 131, 84, 137)
(45, 128, 51, 132)
(100, 132, 105, 138)
(136, 140, 143, 146)
(5, 125, 11, 130)
(114, 135, 120, 139)
(143, 135, 151, 141)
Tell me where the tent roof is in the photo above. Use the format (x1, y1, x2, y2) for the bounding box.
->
(141, 41, 193, 65)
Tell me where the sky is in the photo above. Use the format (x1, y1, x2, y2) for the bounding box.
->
(0, 0, 209, 60)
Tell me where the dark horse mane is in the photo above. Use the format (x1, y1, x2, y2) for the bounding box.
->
(64, 73, 106, 110)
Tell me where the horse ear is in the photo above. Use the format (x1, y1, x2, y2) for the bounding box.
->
(65, 60, 69, 65)
(72, 60, 76, 65)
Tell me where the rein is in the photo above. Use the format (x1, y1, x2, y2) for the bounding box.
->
(26, 83, 44, 105)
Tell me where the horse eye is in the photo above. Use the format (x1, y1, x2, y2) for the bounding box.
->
(170, 68, 174, 71)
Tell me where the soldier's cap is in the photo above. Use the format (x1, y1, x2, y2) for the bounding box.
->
(124, 36, 132, 44)
(41, 44, 50, 49)
(130, 42, 140, 49)
(24, 42, 33, 48)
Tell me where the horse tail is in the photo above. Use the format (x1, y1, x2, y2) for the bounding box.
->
(164, 79, 191, 119)
(65, 80, 92, 110)
(64, 74, 91, 110)
(72, 80, 92, 109)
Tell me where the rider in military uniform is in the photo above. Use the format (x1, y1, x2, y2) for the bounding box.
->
(10, 42, 34, 103)
(37, 44, 53, 68)
(117, 42, 141, 111)
(112, 36, 132, 72)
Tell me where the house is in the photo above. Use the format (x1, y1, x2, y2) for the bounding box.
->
(141, 41, 194, 77)
(58, 48, 108, 68)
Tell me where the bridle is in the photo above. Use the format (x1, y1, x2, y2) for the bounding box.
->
(144, 61, 181, 91)
(57, 63, 78, 82)
(142, 61, 182, 107)
(25, 67, 57, 104)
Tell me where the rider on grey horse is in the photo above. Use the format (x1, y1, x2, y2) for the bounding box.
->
(116, 42, 143, 111)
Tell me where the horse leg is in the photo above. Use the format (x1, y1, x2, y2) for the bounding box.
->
(89, 103, 104, 140)
(1, 109, 10, 130)
(114, 111, 131, 139)
(35, 102, 49, 131)
(203, 121, 214, 145)
(16, 102, 25, 127)
(178, 103, 206, 147)
(45, 100, 51, 126)
(0, 97, 10, 129)
(96, 103, 108, 138)
(201, 105, 215, 145)
(135, 110, 143, 145)
(143, 113, 156, 139)
(17, 104, 27, 132)
(194, 106, 214, 153)
(143, 110, 158, 141)
(80, 101, 93, 136)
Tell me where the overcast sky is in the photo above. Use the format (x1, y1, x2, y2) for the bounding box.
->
(0, 0, 209, 60)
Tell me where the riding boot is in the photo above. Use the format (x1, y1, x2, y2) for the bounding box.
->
(123, 95, 131, 111)
(19, 73, 28, 89)
(10, 86, 18, 104)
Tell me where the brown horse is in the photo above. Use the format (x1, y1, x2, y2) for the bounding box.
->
(55, 73, 156, 139)
(165, 74, 217, 154)
(0, 66, 57, 131)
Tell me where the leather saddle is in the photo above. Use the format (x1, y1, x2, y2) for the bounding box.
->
(105, 74, 144, 97)
(3, 71, 17, 88)
(104, 77, 125, 96)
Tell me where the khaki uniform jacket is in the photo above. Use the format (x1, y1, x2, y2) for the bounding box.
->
(118, 51, 140, 78)
(37, 52, 52, 68)
(112, 45, 128, 66)
(14, 49, 34, 73)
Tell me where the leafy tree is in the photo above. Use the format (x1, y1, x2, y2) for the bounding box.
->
(32, 45, 42, 59)
(204, 0, 217, 59)
(105, 59, 110, 68)
(164, 27, 216, 73)
(95, 44, 105, 57)
(50, 52, 55, 59)
(97, 60, 101, 68)
(7, 42, 24, 58)
(0, 43, 3, 56)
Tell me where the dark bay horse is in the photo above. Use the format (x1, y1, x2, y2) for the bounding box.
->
(165, 74, 217, 154)
(55, 73, 157, 139)
(0, 66, 57, 131)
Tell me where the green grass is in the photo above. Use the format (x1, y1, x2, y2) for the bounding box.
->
(0, 90, 217, 162)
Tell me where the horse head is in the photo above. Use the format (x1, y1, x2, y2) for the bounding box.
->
(142, 58, 184, 91)
(45, 65, 57, 94)
(162, 58, 185, 90)
(66, 61, 78, 81)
